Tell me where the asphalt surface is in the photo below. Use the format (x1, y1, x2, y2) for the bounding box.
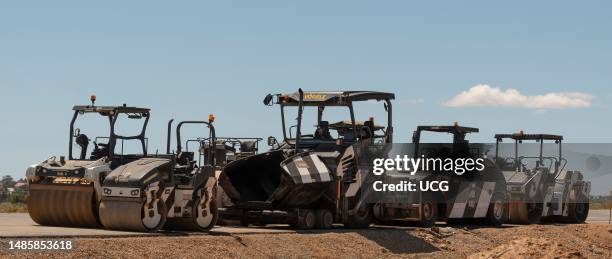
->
(586, 209, 612, 224)
(0, 213, 293, 238)
(0, 210, 609, 238)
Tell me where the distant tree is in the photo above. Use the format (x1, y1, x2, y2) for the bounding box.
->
(1, 175, 15, 188)
(9, 191, 27, 203)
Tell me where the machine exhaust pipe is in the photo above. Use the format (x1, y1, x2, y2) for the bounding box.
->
(166, 119, 174, 154)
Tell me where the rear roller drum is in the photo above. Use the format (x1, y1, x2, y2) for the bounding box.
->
(27, 184, 100, 228)
(99, 199, 167, 232)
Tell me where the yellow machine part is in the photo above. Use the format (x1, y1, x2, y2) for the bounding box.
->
(27, 183, 100, 227)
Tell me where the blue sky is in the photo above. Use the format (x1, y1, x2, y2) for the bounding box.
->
(1, 1, 611, 192)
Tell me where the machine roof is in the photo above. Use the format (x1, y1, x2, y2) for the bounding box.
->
(416, 125, 479, 134)
(280, 91, 395, 105)
(72, 105, 150, 114)
(494, 133, 563, 141)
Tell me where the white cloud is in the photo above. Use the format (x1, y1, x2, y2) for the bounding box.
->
(444, 84, 593, 109)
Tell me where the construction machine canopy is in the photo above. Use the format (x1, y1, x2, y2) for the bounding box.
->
(495, 133, 563, 142)
(263, 89, 395, 147)
(412, 125, 479, 157)
(413, 125, 479, 143)
(72, 105, 150, 116)
(415, 125, 479, 134)
(276, 91, 395, 106)
(69, 103, 151, 161)
(493, 132, 564, 173)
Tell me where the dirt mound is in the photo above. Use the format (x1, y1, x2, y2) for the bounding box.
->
(469, 237, 586, 259)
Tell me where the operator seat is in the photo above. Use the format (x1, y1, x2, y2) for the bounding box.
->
(90, 142, 109, 160)
(314, 121, 332, 140)
(75, 134, 89, 159)
(240, 140, 257, 153)
(176, 151, 195, 167)
(359, 126, 373, 139)
(362, 119, 376, 140)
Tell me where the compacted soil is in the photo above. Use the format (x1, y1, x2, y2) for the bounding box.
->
(0, 224, 610, 258)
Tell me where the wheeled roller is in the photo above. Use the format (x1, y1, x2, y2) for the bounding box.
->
(99, 156, 219, 232)
(24, 100, 153, 229)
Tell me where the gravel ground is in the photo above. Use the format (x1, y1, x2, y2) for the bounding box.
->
(0, 224, 610, 258)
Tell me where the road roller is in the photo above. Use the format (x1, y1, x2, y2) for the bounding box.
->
(494, 132, 590, 224)
(98, 116, 219, 232)
(26, 96, 152, 227)
(367, 125, 508, 227)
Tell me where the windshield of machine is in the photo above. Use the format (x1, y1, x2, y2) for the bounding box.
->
(71, 112, 111, 160)
(282, 105, 352, 141)
(351, 100, 390, 143)
(110, 113, 147, 156)
(174, 123, 213, 166)
(495, 142, 561, 171)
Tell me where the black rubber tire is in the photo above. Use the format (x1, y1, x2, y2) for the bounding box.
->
(567, 195, 589, 223)
(296, 209, 316, 229)
(191, 191, 219, 231)
(143, 199, 167, 232)
(485, 192, 506, 226)
(345, 205, 373, 229)
(417, 193, 437, 227)
(314, 209, 334, 229)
